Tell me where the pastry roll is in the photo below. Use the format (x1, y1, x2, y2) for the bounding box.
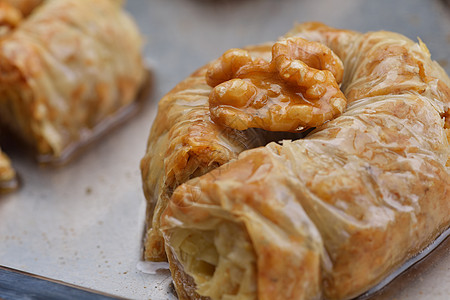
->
(148, 23, 450, 299)
(0, 0, 144, 162)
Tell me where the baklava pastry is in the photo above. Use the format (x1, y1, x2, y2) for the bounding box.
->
(140, 42, 317, 261)
(0, 0, 144, 163)
(142, 22, 450, 300)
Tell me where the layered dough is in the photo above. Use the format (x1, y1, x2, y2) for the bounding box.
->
(141, 23, 450, 299)
(0, 0, 144, 162)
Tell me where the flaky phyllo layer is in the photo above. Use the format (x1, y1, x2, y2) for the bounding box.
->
(141, 23, 450, 300)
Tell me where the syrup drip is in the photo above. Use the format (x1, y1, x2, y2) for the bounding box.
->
(136, 261, 170, 275)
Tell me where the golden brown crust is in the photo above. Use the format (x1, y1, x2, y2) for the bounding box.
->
(150, 23, 450, 300)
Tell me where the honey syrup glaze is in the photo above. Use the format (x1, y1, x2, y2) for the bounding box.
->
(206, 37, 347, 132)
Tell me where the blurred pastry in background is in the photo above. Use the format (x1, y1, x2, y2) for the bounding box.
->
(0, 0, 145, 164)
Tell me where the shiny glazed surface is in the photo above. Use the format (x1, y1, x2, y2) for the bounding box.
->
(206, 38, 346, 132)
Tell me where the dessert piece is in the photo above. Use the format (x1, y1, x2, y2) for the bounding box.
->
(142, 22, 450, 300)
(0, 149, 16, 191)
(0, 0, 145, 163)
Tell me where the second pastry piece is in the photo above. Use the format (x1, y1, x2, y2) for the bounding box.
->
(0, 0, 145, 162)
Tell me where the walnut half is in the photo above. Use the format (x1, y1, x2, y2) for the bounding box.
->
(206, 37, 347, 132)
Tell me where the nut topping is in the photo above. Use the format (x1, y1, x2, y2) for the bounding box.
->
(206, 37, 347, 132)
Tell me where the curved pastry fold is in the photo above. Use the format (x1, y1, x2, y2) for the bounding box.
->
(141, 61, 270, 261)
(0, 0, 144, 161)
(142, 22, 450, 300)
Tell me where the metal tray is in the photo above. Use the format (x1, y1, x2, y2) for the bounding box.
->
(1, 0, 449, 299)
